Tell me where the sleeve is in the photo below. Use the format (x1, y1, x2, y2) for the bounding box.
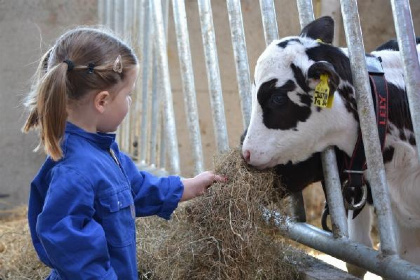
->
(36, 166, 117, 280)
(119, 153, 184, 220)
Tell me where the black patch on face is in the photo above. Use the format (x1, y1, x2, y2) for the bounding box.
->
(277, 38, 301, 49)
(291, 63, 311, 92)
(383, 146, 395, 163)
(409, 135, 416, 146)
(306, 45, 353, 84)
(257, 78, 312, 130)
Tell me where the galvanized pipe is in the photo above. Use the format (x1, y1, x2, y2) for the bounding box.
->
(297, 0, 348, 238)
(259, 0, 278, 45)
(172, 0, 205, 174)
(226, 0, 252, 129)
(340, 0, 397, 255)
(151, 0, 181, 174)
(263, 209, 420, 280)
(98, 0, 105, 26)
(149, 0, 168, 168)
(138, 0, 153, 165)
(321, 148, 349, 238)
(197, 0, 229, 153)
(104, 0, 114, 29)
(296, 0, 315, 27)
(390, 0, 420, 163)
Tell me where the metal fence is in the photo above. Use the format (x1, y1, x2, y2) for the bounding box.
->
(98, 0, 420, 278)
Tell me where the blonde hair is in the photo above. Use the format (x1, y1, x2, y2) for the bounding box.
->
(22, 27, 138, 161)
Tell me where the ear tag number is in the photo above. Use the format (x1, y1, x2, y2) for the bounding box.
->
(313, 74, 334, 108)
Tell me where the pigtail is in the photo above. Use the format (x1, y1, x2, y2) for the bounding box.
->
(23, 49, 69, 161)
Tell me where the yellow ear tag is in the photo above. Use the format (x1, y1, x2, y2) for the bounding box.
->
(313, 74, 334, 108)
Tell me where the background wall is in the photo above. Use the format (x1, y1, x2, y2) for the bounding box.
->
(1, 0, 419, 210)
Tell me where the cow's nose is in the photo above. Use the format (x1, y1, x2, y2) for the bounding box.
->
(243, 149, 251, 163)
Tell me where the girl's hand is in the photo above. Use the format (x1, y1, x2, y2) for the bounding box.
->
(181, 171, 227, 201)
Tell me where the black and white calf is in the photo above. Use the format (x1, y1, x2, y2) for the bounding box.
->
(241, 16, 420, 271)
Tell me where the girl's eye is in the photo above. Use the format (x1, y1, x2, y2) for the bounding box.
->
(271, 94, 287, 106)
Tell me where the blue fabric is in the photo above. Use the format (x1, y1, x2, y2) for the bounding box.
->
(28, 122, 184, 280)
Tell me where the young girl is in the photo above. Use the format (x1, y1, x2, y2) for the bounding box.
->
(22, 27, 226, 280)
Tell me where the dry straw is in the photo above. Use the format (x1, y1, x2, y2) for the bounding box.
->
(0, 149, 303, 279)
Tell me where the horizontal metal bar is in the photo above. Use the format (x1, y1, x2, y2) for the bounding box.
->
(264, 209, 420, 280)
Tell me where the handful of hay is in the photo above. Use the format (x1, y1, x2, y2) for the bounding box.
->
(137, 149, 302, 279)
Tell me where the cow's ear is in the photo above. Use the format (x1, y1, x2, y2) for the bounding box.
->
(307, 61, 339, 93)
(300, 16, 334, 44)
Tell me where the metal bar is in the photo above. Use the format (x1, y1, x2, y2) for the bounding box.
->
(151, 0, 181, 174)
(226, 0, 252, 129)
(297, 0, 348, 237)
(105, 0, 114, 29)
(263, 209, 420, 280)
(172, 0, 205, 175)
(98, 0, 105, 25)
(123, 0, 134, 153)
(150, 0, 169, 168)
(259, 0, 278, 45)
(296, 0, 315, 28)
(197, 0, 229, 153)
(138, 0, 152, 165)
(340, 0, 397, 255)
(390, 0, 420, 163)
(321, 148, 348, 238)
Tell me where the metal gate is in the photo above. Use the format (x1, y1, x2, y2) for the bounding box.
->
(98, 0, 420, 279)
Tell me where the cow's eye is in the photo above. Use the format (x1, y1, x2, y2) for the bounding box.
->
(271, 94, 287, 106)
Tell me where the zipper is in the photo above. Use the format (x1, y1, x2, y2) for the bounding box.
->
(109, 148, 137, 202)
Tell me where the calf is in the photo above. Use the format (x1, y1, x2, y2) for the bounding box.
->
(241, 16, 420, 276)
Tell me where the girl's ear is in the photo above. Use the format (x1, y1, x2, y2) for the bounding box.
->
(94, 91, 111, 113)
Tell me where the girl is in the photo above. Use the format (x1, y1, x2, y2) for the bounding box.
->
(22, 27, 226, 280)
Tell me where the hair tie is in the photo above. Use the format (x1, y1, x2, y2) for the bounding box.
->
(87, 63, 95, 74)
(63, 59, 74, 71)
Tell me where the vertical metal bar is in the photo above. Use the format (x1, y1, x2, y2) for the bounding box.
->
(197, 0, 229, 153)
(98, 0, 106, 25)
(172, 0, 205, 174)
(226, 0, 252, 129)
(105, 0, 114, 29)
(297, 0, 348, 237)
(123, 0, 134, 153)
(390, 0, 420, 163)
(150, 0, 169, 168)
(149, 50, 160, 167)
(259, 0, 278, 45)
(139, 0, 152, 165)
(114, 0, 123, 37)
(321, 148, 349, 238)
(296, 0, 315, 27)
(152, 0, 181, 174)
(340, 0, 397, 255)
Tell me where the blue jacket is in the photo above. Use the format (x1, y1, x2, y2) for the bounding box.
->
(28, 122, 184, 279)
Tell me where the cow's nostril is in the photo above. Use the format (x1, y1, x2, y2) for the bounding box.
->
(243, 150, 251, 163)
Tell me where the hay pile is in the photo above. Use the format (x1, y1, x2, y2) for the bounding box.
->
(0, 149, 304, 279)
(136, 149, 303, 279)
(0, 206, 49, 279)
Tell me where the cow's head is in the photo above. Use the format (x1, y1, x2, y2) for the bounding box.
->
(242, 16, 358, 168)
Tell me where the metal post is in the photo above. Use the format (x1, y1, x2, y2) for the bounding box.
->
(259, 0, 278, 45)
(151, 0, 181, 174)
(390, 0, 420, 163)
(172, 0, 205, 175)
(297, 0, 348, 237)
(226, 0, 252, 129)
(104, 0, 114, 29)
(197, 0, 229, 153)
(340, 0, 397, 256)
